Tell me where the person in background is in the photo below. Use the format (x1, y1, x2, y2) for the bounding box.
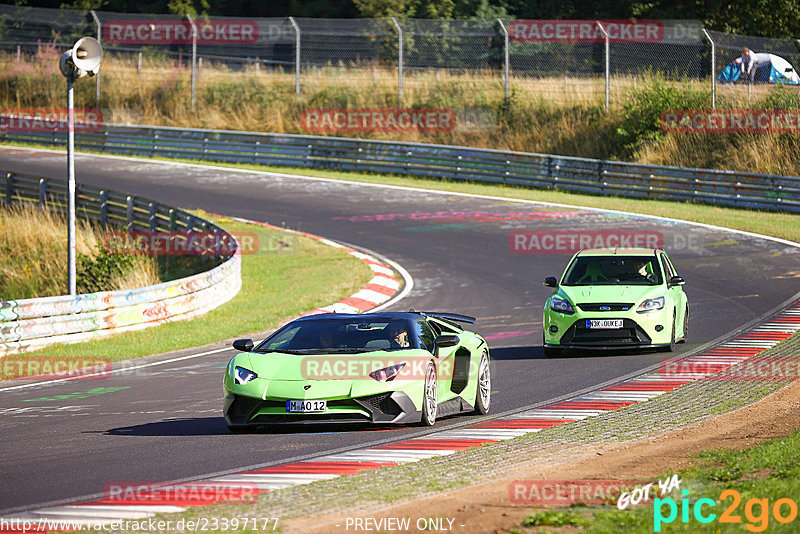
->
(740, 47, 771, 82)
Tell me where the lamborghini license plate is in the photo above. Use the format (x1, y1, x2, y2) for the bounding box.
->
(286, 399, 327, 412)
(586, 319, 624, 329)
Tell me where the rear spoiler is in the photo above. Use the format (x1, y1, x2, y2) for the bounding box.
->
(419, 311, 477, 325)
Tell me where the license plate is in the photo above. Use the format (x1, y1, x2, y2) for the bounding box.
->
(586, 319, 624, 329)
(286, 400, 327, 413)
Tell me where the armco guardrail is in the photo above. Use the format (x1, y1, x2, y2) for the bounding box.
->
(0, 171, 241, 355)
(2, 121, 799, 213)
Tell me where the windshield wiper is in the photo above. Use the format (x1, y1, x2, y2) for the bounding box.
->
(253, 349, 305, 355)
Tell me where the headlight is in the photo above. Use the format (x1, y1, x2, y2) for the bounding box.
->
(637, 296, 665, 313)
(369, 363, 406, 382)
(234, 366, 258, 384)
(550, 295, 575, 315)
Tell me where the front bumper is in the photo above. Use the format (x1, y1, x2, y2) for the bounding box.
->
(224, 391, 421, 427)
(543, 309, 672, 349)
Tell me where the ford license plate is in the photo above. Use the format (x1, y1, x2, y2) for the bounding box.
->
(586, 319, 624, 329)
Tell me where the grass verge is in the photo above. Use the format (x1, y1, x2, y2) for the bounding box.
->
(1, 211, 373, 373)
(511, 430, 800, 533)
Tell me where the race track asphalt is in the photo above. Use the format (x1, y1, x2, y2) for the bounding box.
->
(1, 147, 798, 513)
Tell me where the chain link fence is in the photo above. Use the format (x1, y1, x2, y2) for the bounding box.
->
(0, 5, 799, 109)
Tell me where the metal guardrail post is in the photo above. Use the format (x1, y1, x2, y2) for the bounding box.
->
(289, 17, 301, 95)
(595, 21, 610, 111)
(39, 178, 47, 207)
(100, 190, 108, 225)
(149, 203, 157, 231)
(392, 17, 403, 103)
(5, 172, 12, 205)
(126, 196, 134, 231)
(497, 18, 510, 102)
(702, 29, 716, 109)
(91, 10, 101, 106)
(186, 14, 197, 111)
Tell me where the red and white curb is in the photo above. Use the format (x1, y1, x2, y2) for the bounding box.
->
(3, 303, 798, 531)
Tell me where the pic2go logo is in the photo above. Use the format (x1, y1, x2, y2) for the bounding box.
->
(654, 489, 800, 532)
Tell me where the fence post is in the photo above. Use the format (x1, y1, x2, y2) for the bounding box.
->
(702, 28, 716, 109)
(91, 10, 101, 106)
(392, 17, 403, 103)
(497, 18, 509, 102)
(186, 14, 197, 111)
(595, 21, 609, 111)
(289, 17, 301, 95)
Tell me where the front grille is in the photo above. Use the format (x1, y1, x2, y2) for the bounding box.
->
(227, 395, 261, 424)
(355, 392, 402, 418)
(577, 303, 634, 312)
(560, 319, 651, 346)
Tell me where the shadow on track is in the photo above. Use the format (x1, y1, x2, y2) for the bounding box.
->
(98, 417, 405, 436)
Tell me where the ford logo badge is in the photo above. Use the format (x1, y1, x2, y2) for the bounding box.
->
(599, 306, 611, 311)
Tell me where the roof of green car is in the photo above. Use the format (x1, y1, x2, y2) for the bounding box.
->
(577, 247, 661, 257)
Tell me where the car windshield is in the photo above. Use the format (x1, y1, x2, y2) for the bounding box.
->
(562, 256, 662, 286)
(253, 318, 415, 354)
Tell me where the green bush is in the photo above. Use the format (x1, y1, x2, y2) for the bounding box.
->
(77, 248, 139, 294)
(615, 79, 710, 158)
(761, 83, 800, 109)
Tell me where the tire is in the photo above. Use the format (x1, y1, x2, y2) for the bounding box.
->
(473, 351, 491, 415)
(680, 304, 689, 343)
(667, 310, 677, 352)
(420, 361, 438, 426)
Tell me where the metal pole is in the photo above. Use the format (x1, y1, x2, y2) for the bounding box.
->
(702, 28, 716, 109)
(497, 18, 509, 102)
(289, 17, 300, 95)
(67, 72, 77, 296)
(392, 17, 403, 102)
(595, 21, 609, 111)
(91, 10, 101, 106)
(187, 14, 197, 111)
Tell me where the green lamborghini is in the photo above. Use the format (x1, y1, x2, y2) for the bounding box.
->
(223, 311, 491, 430)
(542, 248, 688, 356)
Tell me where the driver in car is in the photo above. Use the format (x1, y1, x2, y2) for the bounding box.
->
(388, 324, 410, 348)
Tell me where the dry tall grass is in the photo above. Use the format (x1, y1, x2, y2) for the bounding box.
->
(1, 50, 799, 175)
(0, 202, 159, 300)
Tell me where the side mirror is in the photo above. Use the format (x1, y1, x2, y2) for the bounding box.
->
(233, 338, 254, 352)
(434, 334, 460, 348)
(669, 275, 685, 287)
(544, 276, 558, 288)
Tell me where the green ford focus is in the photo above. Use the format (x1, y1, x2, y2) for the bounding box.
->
(542, 248, 688, 356)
